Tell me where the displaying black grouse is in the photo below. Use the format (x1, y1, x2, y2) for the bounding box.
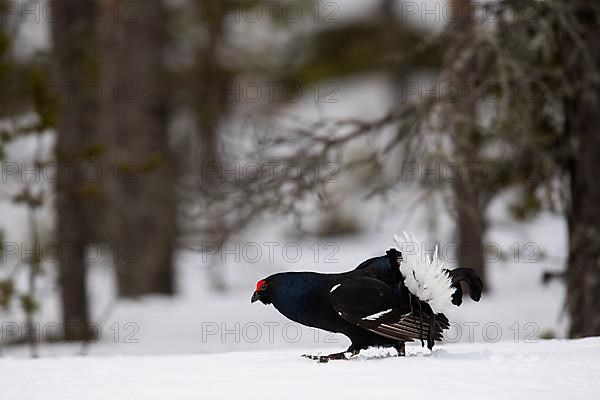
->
(251, 233, 483, 362)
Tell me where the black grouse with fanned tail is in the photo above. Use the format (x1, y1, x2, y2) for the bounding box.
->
(251, 245, 483, 362)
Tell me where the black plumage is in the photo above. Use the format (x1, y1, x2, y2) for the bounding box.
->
(251, 248, 483, 361)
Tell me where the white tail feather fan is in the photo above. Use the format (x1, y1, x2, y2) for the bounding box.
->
(393, 232, 455, 314)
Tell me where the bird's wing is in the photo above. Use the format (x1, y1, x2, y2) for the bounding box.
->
(329, 277, 449, 345)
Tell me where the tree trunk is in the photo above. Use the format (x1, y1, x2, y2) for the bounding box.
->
(454, 174, 487, 286)
(193, 0, 230, 292)
(50, 0, 96, 340)
(450, 0, 488, 289)
(0, 0, 11, 114)
(565, 3, 600, 337)
(98, 0, 175, 297)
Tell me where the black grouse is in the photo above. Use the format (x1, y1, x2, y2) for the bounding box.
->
(251, 233, 483, 362)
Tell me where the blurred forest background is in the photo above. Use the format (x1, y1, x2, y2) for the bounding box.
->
(0, 0, 599, 357)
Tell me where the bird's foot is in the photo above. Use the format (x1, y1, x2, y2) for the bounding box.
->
(395, 342, 406, 357)
(302, 349, 359, 363)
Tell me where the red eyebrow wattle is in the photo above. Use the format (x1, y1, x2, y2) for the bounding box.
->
(256, 280, 266, 291)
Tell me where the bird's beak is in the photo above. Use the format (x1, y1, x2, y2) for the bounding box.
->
(251, 291, 260, 303)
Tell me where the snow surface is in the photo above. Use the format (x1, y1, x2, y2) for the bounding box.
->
(2, 338, 599, 400)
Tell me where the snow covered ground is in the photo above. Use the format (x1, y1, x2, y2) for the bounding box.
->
(2, 338, 599, 400)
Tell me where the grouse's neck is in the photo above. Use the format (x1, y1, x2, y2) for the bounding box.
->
(269, 272, 338, 328)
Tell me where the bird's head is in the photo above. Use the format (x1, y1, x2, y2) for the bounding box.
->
(251, 278, 272, 305)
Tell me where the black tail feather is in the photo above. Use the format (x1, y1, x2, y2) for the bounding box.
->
(447, 268, 483, 306)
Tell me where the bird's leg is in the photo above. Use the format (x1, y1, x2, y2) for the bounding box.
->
(394, 342, 406, 357)
(319, 348, 360, 363)
(302, 348, 360, 363)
